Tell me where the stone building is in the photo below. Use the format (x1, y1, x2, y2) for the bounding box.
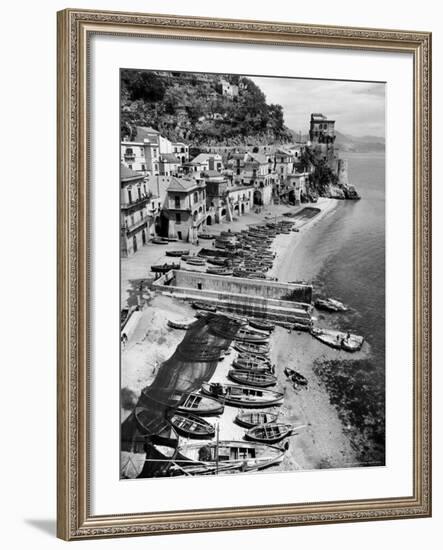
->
(120, 165, 150, 256)
(219, 78, 239, 98)
(165, 177, 207, 243)
(121, 126, 190, 176)
(309, 113, 336, 145)
(230, 151, 275, 206)
(203, 171, 253, 224)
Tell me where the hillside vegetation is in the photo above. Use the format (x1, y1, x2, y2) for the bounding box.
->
(121, 71, 293, 146)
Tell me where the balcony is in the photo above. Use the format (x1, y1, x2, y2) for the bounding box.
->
(121, 195, 151, 210)
(123, 216, 148, 234)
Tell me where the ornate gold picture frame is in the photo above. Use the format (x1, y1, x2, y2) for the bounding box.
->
(57, 8, 431, 540)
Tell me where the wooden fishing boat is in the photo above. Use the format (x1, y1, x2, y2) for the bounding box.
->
(235, 411, 279, 429)
(198, 232, 216, 240)
(234, 342, 270, 355)
(228, 369, 277, 388)
(292, 322, 311, 332)
(315, 298, 348, 312)
(170, 440, 285, 475)
(234, 328, 269, 344)
(175, 392, 225, 416)
(201, 382, 284, 408)
(248, 319, 275, 332)
(245, 423, 294, 444)
(284, 367, 308, 386)
(151, 262, 180, 273)
(207, 257, 227, 266)
(232, 358, 271, 373)
(151, 237, 169, 244)
(167, 412, 215, 439)
(206, 267, 234, 276)
(191, 301, 216, 312)
(311, 327, 364, 352)
(185, 256, 206, 266)
(134, 407, 172, 436)
(167, 318, 196, 330)
(165, 249, 189, 257)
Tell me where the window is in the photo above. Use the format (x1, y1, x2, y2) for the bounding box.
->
(175, 196, 180, 209)
(140, 210, 144, 220)
(141, 164, 146, 171)
(193, 192, 199, 203)
(176, 213, 181, 224)
(128, 189, 132, 204)
(126, 148, 133, 155)
(143, 184, 146, 194)
(138, 187, 141, 200)
(130, 214, 134, 226)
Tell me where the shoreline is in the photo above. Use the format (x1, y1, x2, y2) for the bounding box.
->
(121, 197, 370, 474)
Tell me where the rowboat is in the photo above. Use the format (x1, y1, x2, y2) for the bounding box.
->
(292, 322, 311, 332)
(206, 267, 234, 276)
(201, 383, 284, 408)
(284, 367, 308, 386)
(234, 328, 269, 344)
(232, 358, 271, 373)
(185, 257, 206, 266)
(248, 319, 275, 332)
(311, 327, 364, 352)
(207, 258, 227, 266)
(315, 298, 348, 312)
(134, 407, 172, 436)
(165, 250, 189, 257)
(235, 411, 279, 429)
(167, 412, 215, 439)
(170, 440, 285, 475)
(167, 318, 196, 330)
(175, 392, 224, 416)
(234, 342, 270, 355)
(198, 232, 216, 240)
(245, 423, 294, 444)
(151, 262, 180, 273)
(151, 237, 169, 244)
(192, 301, 216, 312)
(228, 369, 277, 388)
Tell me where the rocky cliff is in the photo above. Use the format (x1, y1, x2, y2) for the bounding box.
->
(120, 70, 293, 146)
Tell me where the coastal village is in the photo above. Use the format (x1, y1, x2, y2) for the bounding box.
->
(120, 74, 370, 478)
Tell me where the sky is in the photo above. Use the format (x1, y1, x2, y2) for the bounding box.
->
(250, 76, 385, 138)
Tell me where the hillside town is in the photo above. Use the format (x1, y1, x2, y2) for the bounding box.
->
(120, 113, 357, 255)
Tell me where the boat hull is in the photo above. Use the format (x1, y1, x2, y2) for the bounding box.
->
(201, 383, 284, 408)
(171, 440, 285, 475)
(245, 423, 293, 444)
(228, 369, 277, 388)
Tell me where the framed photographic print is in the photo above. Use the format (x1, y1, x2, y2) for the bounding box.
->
(57, 8, 431, 540)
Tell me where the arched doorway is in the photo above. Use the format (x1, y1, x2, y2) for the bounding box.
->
(253, 190, 263, 206)
(220, 208, 226, 219)
(206, 215, 212, 226)
(241, 203, 245, 214)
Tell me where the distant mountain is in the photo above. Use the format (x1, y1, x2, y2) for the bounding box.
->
(334, 131, 385, 153)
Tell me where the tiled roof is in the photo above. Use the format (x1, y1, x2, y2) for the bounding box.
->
(167, 176, 200, 192)
(247, 153, 268, 164)
(120, 164, 144, 181)
(134, 126, 160, 143)
(191, 153, 222, 164)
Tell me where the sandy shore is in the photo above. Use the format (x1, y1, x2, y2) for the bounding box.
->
(121, 197, 371, 473)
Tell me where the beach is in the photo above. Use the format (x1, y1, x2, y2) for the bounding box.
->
(121, 197, 373, 473)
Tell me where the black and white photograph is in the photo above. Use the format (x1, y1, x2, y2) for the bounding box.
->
(119, 69, 386, 479)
